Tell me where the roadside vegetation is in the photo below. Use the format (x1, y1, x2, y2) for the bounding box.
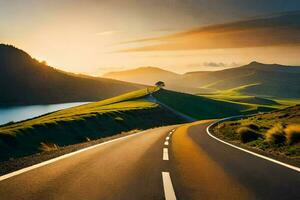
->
(212, 105, 300, 160)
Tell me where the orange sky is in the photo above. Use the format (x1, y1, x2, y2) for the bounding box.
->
(1, 1, 300, 75)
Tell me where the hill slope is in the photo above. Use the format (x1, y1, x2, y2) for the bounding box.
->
(187, 62, 300, 98)
(153, 89, 275, 120)
(0, 44, 143, 105)
(212, 105, 300, 161)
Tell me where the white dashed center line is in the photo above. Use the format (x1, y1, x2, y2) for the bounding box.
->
(163, 148, 169, 160)
(164, 141, 169, 146)
(166, 136, 170, 141)
(162, 172, 177, 200)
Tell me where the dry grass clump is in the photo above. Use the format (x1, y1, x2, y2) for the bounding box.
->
(243, 122, 260, 131)
(285, 124, 300, 145)
(266, 123, 286, 144)
(236, 127, 261, 143)
(39, 142, 59, 152)
(114, 117, 124, 121)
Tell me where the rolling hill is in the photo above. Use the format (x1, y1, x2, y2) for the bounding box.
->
(103, 62, 300, 99)
(0, 86, 277, 161)
(0, 44, 143, 105)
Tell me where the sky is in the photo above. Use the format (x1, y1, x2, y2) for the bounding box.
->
(1, 0, 300, 75)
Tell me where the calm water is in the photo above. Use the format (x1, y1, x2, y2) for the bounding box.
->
(0, 102, 89, 125)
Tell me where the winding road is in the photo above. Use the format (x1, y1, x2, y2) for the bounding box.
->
(0, 121, 299, 200)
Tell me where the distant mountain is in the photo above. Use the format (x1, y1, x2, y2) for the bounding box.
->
(103, 62, 300, 98)
(103, 66, 209, 93)
(0, 44, 143, 105)
(103, 66, 180, 85)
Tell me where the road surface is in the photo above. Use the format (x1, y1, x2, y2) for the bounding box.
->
(0, 121, 299, 200)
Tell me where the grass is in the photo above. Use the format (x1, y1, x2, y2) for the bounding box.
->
(236, 127, 261, 143)
(153, 89, 275, 120)
(266, 124, 286, 144)
(201, 84, 300, 110)
(212, 105, 300, 160)
(286, 124, 300, 145)
(39, 142, 59, 152)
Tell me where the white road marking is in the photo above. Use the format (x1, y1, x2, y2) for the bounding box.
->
(0, 130, 148, 182)
(163, 148, 169, 160)
(166, 136, 170, 141)
(162, 172, 177, 200)
(206, 122, 300, 173)
(164, 141, 169, 146)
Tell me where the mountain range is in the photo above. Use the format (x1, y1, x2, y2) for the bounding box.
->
(0, 44, 143, 105)
(103, 62, 300, 98)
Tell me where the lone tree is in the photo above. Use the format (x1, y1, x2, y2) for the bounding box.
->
(155, 81, 165, 88)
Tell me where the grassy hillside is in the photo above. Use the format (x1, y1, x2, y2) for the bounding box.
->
(0, 44, 143, 105)
(0, 87, 185, 161)
(153, 89, 275, 120)
(212, 105, 300, 160)
(201, 84, 300, 109)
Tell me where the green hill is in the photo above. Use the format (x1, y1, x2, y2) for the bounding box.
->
(186, 62, 300, 99)
(0, 44, 143, 106)
(153, 89, 276, 120)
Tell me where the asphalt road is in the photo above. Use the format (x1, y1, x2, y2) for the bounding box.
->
(0, 121, 299, 200)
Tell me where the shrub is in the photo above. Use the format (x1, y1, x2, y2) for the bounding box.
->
(39, 142, 59, 152)
(266, 124, 286, 144)
(236, 127, 261, 143)
(285, 124, 300, 145)
(243, 123, 260, 131)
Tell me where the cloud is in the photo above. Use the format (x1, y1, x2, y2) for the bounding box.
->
(96, 31, 121, 36)
(121, 11, 300, 52)
(202, 62, 240, 68)
(185, 62, 240, 69)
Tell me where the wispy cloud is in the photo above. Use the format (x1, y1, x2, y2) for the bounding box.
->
(185, 62, 241, 70)
(96, 31, 121, 36)
(121, 11, 300, 52)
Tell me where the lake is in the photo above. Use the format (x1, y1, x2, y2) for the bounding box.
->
(0, 102, 89, 125)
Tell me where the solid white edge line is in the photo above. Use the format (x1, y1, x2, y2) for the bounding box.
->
(206, 121, 300, 173)
(162, 172, 177, 200)
(0, 130, 148, 182)
(163, 148, 169, 161)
